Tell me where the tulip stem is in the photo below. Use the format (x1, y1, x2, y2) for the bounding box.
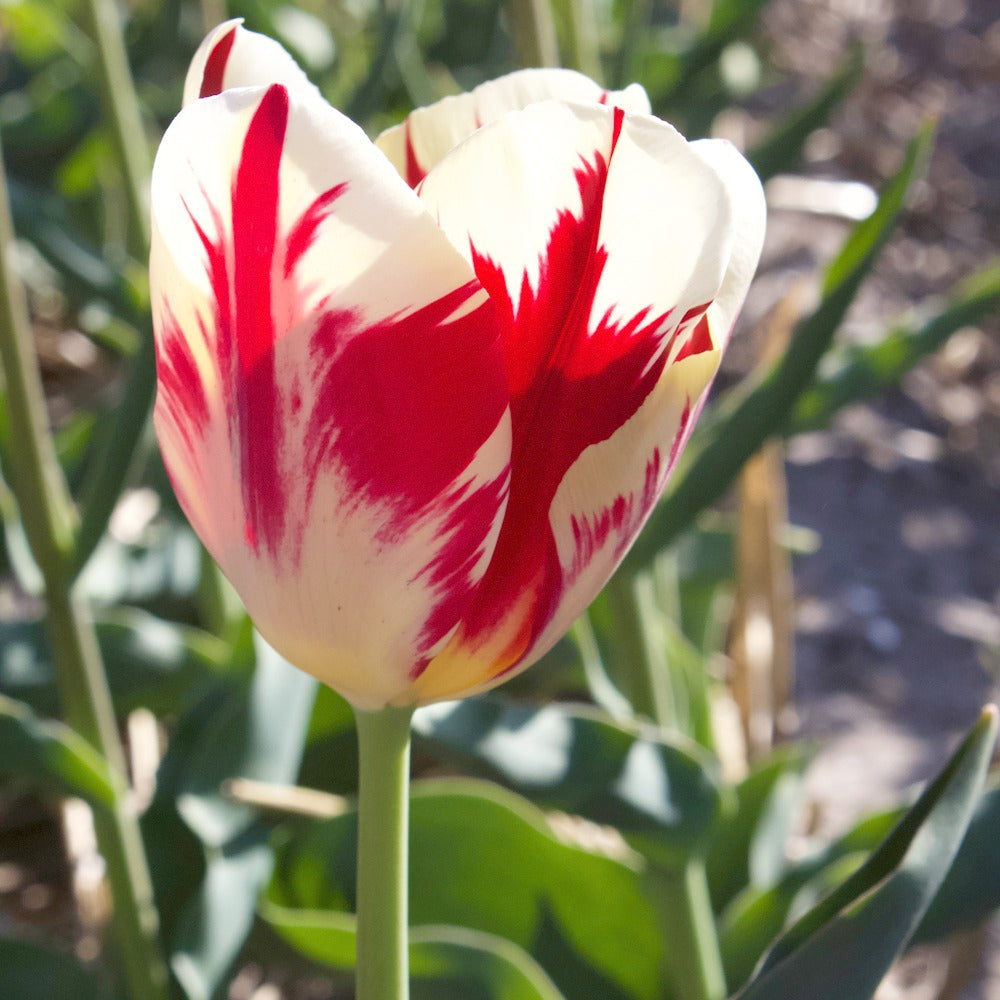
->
(355, 704, 415, 1000)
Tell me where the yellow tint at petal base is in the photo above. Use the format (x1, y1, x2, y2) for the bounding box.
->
(404, 585, 540, 704)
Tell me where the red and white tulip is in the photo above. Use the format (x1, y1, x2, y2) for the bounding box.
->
(152, 21, 766, 709)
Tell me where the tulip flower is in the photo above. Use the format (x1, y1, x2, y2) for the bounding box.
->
(152, 21, 765, 712)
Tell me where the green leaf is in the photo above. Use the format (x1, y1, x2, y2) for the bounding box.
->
(71, 330, 157, 579)
(412, 696, 722, 865)
(261, 902, 567, 1000)
(171, 828, 275, 1000)
(718, 809, 899, 989)
(269, 778, 664, 1000)
(790, 261, 1000, 433)
(734, 706, 997, 1000)
(76, 519, 203, 611)
(176, 625, 317, 848)
(748, 44, 863, 183)
(912, 778, 1000, 945)
(627, 122, 935, 568)
(0, 938, 107, 1000)
(647, 0, 772, 106)
(0, 692, 115, 809)
(8, 177, 139, 317)
(0, 610, 227, 718)
(162, 625, 316, 1000)
(705, 744, 810, 913)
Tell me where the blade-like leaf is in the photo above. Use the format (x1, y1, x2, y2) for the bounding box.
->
(790, 261, 1000, 432)
(735, 706, 997, 1000)
(261, 902, 567, 1000)
(748, 44, 863, 183)
(912, 778, 1000, 945)
(176, 625, 317, 848)
(705, 744, 810, 913)
(719, 809, 899, 989)
(0, 692, 115, 809)
(648, 0, 772, 105)
(71, 328, 158, 578)
(412, 696, 722, 865)
(171, 828, 275, 1000)
(627, 121, 935, 568)
(0, 610, 227, 718)
(168, 624, 316, 1000)
(269, 778, 664, 1000)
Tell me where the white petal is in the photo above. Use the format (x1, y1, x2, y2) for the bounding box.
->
(375, 67, 650, 185)
(182, 19, 322, 106)
(152, 84, 511, 708)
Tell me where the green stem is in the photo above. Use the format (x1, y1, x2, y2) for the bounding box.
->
(355, 705, 414, 1000)
(552, 0, 601, 77)
(71, 0, 157, 577)
(613, 0, 652, 87)
(45, 589, 168, 1000)
(0, 139, 169, 1000)
(648, 858, 727, 1000)
(506, 0, 560, 67)
(82, 0, 151, 256)
(604, 569, 675, 727)
(0, 169, 76, 581)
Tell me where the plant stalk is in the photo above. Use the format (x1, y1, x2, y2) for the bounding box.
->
(0, 137, 169, 1000)
(355, 704, 415, 1000)
(604, 569, 675, 727)
(506, 0, 560, 67)
(648, 858, 727, 1000)
(71, 0, 158, 577)
(82, 0, 151, 256)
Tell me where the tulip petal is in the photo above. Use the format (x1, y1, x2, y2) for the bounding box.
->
(152, 83, 511, 708)
(411, 101, 764, 701)
(375, 68, 650, 187)
(182, 19, 322, 106)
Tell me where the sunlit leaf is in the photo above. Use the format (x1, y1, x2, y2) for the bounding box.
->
(269, 778, 664, 1000)
(0, 692, 115, 809)
(262, 902, 568, 1000)
(790, 261, 1000, 432)
(413, 697, 722, 865)
(734, 707, 996, 1000)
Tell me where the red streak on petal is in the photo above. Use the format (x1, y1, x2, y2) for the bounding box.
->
(284, 182, 348, 277)
(404, 119, 426, 189)
(411, 471, 510, 674)
(199, 26, 238, 98)
(668, 400, 692, 469)
(456, 106, 685, 670)
(231, 84, 289, 556)
(305, 283, 506, 515)
(306, 283, 509, 660)
(156, 306, 209, 452)
(674, 313, 714, 363)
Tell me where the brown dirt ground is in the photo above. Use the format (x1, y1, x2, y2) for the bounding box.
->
(744, 0, 1000, 996)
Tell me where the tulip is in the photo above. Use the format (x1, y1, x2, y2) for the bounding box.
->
(152, 21, 766, 711)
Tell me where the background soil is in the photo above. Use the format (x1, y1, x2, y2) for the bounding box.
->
(749, 0, 1000, 995)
